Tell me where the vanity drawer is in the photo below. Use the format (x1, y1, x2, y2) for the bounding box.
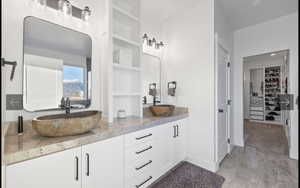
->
(125, 156, 157, 179)
(125, 126, 159, 147)
(125, 141, 156, 163)
(125, 165, 156, 188)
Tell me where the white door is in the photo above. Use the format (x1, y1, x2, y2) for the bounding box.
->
(216, 44, 229, 164)
(82, 136, 124, 188)
(6, 147, 82, 188)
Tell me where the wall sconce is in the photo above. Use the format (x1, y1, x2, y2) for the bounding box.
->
(81, 6, 91, 21)
(168, 81, 177, 96)
(142, 33, 165, 50)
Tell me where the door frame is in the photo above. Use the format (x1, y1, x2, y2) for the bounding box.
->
(214, 33, 231, 168)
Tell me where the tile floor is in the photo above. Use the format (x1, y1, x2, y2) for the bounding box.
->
(217, 120, 298, 188)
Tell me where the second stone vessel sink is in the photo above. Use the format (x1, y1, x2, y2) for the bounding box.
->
(149, 105, 175, 117)
(32, 111, 102, 137)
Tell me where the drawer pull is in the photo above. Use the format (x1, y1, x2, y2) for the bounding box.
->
(86, 153, 90, 176)
(136, 176, 153, 188)
(135, 160, 153, 171)
(136, 133, 152, 140)
(75, 156, 79, 181)
(136, 146, 153, 155)
(173, 126, 176, 138)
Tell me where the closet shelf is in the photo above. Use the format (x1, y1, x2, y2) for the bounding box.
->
(112, 5, 139, 22)
(113, 64, 140, 71)
(113, 35, 140, 47)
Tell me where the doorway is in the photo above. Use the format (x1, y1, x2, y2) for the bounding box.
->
(215, 34, 231, 167)
(242, 50, 290, 156)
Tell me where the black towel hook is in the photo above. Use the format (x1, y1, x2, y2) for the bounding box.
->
(1, 58, 17, 81)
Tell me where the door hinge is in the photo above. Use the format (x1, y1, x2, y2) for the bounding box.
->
(227, 62, 230, 67)
(227, 138, 230, 144)
(227, 100, 231, 105)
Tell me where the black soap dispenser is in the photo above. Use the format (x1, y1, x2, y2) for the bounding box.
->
(18, 115, 24, 135)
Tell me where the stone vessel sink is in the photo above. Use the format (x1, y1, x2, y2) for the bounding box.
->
(32, 111, 102, 137)
(149, 105, 175, 117)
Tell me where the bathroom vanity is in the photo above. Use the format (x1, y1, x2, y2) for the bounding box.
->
(3, 108, 188, 188)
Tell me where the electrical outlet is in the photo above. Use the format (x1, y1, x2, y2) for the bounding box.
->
(6, 94, 23, 110)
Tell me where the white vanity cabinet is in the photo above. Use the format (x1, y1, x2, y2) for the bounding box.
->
(81, 136, 124, 188)
(5, 119, 187, 188)
(6, 147, 82, 188)
(6, 136, 124, 188)
(124, 119, 187, 188)
(172, 119, 187, 165)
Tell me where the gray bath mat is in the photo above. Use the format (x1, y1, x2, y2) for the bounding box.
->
(150, 162, 225, 188)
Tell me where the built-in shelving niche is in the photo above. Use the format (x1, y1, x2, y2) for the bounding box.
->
(109, 0, 142, 121)
(264, 66, 282, 123)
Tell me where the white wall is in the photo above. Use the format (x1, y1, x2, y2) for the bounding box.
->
(232, 12, 298, 159)
(161, 0, 216, 171)
(214, 1, 233, 52)
(2, 0, 106, 122)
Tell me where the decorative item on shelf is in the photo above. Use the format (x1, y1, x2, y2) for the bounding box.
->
(58, 0, 72, 16)
(81, 6, 91, 21)
(168, 81, 177, 96)
(142, 33, 164, 50)
(117, 109, 126, 119)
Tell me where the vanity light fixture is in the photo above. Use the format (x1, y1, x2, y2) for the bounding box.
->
(58, 0, 72, 16)
(81, 6, 91, 21)
(142, 34, 165, 50)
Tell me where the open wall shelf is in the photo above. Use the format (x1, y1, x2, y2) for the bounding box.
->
(112, 0, 140, 18)
(108, 0, 142, 122)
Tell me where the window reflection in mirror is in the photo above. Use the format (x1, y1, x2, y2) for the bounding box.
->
(23, 17, 92, 112)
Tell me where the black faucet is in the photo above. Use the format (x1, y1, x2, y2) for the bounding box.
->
(153, 96, 160, 106)
(143, 96, 147, 104)
(60, 97, 71, 114)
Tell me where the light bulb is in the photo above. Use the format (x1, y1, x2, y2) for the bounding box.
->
(81, 6, 91, 22)
(142, 34, 148, 42)
(58, 0, 72, 16)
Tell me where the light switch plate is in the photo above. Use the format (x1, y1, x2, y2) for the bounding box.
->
(6, 94, 23, 110)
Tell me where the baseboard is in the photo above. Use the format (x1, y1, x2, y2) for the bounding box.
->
(186, 157, 218, 173)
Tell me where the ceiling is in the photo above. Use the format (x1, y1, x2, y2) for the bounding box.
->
(244, 50, 289, 63)
(141, 0, 200, 23)
(218, 0, 298, 30)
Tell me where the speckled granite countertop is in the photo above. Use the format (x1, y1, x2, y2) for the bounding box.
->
(3, 107, 188, 165)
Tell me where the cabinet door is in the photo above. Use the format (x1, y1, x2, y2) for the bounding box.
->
(155, 123, 176, 174)
(6, 147, 82, 188)
(173, 120, 187, 164)
(82, 136, 124, 188)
